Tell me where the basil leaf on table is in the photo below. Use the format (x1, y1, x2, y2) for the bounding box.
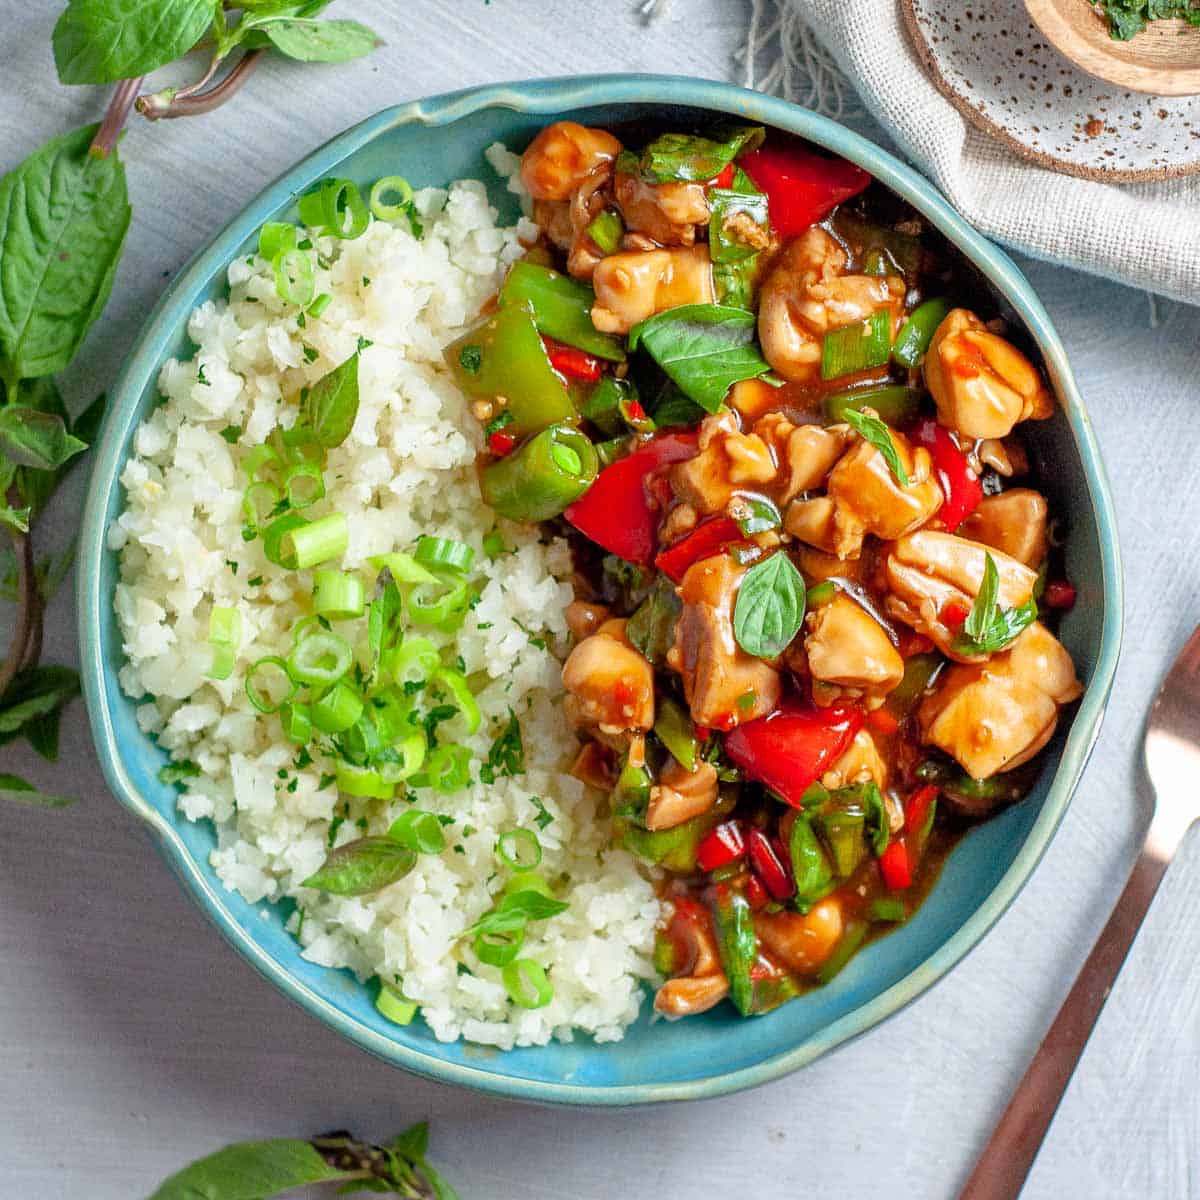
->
(733, 551, 806, 658)
(0, 504, 31, 534)
(0, 665, 81, 737)
(0, 773, 75, 809)
(303, 350, 360, 447)
(301, 835, 417, 896)
(52, 0, 215, 85)
(0, 124, 130, 388)
(628, 304, 770, 414)
(636, 125, 765, 183)
(147, 1138, 348, 1200)
(0, 407, 87, 470)
(841, 407, 909, 487)
(248, 16, 383, 61)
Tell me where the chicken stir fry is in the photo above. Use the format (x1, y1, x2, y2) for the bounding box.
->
(452, 119, 1084, 1021)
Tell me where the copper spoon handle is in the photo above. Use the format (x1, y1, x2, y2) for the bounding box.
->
(958, 834, 1174, 1200)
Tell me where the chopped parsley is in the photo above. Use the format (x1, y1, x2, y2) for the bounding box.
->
(479, 711, 524, 785)
(458, 344, 482, 375)
(529, 796, 554, 831)
(157, 760, 200, 786)
(318, 773, 337, 791)
(225, 559, 238, 574)
(196, 364, 209, 386)
(219, 424, 241, 443)
(513, 618, 546, 651)
(248, 575, 264, 587)
(302, 345, 319, 363)
(356, 336, 373, 351)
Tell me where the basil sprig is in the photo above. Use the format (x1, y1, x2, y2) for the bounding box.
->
(463, 889, 570, 941)
(301, 836, 418, 896)
(629, 304, 771, 414)
(733, 551, 807, 658)
(953, 552, 1038, 656)
(841, 407, 909, 486)
(634, 125, 765, 184)
(302, 349, 361, 447)
(147, 1123, 459, 1200)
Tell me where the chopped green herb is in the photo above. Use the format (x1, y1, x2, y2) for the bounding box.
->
(248, 574, 263, 587)
(302, 345, 319, 363)
(218, 424, 241, 443)
(529, 795, 554, 831)
(480, 711, 524, 785)
(157, 760, 200, 786)
(458, 344, 482, 375)
(953, 552, 1038, 656)
(196, 364, 209, 385)
(842, 407, 909, 487)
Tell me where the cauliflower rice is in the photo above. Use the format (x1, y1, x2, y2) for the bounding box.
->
(110, 147, 661, 1048)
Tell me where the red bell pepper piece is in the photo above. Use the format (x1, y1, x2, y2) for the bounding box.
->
(866, 707, 900, 736)
(910, 416, 983, 532)
(904, 784, 938, 836)
(654, 516, 742, 584)
(564, 431, 699, 564)
(941, 599, 970, 629)
(745, 874, 769, 910)
(1043, 580, 1077, 610)
(724, 699, 864, 808)
(696, 820, 746, 873)
(487, 430, 516, 456)
(746, 828, 795, 901)
(739, 142, 871, 240)
(878, 840, 912, 891)
(710, 162, 735, 189)
(542, 336, 603, 382)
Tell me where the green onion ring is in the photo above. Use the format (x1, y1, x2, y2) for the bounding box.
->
(288, 630, 352, 686)
(369, 175, 415, 222)
(497, 828, 542, 871)
(388, 809, 447, 855)
(475, 927, 525, 967)
(413, 535, 475, 575)
(273, 248, 315, 307)
(245, 656, 296, 714)
(502, 959, 553, 1009)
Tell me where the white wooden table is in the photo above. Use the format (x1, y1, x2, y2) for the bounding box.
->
(2, 3, 1198, 1197)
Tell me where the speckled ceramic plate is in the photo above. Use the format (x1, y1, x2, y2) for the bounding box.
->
(901, 0, 1200, 182)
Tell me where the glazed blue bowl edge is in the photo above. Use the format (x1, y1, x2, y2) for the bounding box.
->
(78, 74, 1124, 1105)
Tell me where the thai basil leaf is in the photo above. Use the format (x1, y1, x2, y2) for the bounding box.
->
(0, 503, 30, 534)
(462, 889, 569, 939)
(965, 552, 1000, 641)
(0, 665, 81, 736)
(52, 0, 216, 85)
(861, 781, 890, 857)
(647, 383, 707, 430)
(709, 171, 768, 264)
(0, 125, 130, 386)
(303, 350, 359, 447)
(0, 406, 87, 470)
(72, 390, 108, 444)
(301, 836, 417, 896)
(626, 574, 682, 666)
(24, 708, 62, 761)
(636, 125, 765, 184)
(841, 407, 909, 486)
(732, 551, 806, 658)
(252, 17, 383, 61)
(0, 772, 76, 808)
(147, 1138, 347, 1200)
(628, 304, 770, 414)
(951, 551, 1038, 656)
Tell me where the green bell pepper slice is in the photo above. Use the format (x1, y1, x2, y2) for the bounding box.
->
(499, 261, 625, 362)
(654, 696, 698, 772)
(479, 423, 598, 522)
(711, 884, 757, 1016)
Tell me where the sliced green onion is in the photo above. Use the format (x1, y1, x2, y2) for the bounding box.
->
(823, 384, 920, 426)
(281, 512, 348, 570)
(367, 552, 438, 585)
(274, 248, 315, 307)
(893, 297, 952, 369)
(388, 809, 447, 855)
(497, 828, 542, 870)
(407, 577, 470, 626)
(382, 637, 439, 684)
(307, 292, 332, 319)
(806, 580, 837, 607)
(279, 424, 324, 466)
(206, 605, 242, 681)
(585, 209, 623, 255)
(378, 732, 427, 781)
(733, 495, 781, 537)
(417, 744, 471, 793)
(820, 310, 892, 380)
(245, 656, 296, 714)
(336, 761, 395, 800)
(369, 175, 415, 221)
(502, 958, 553, 1009)
(475, 927, 524, 967)
(312, 570, 364, 619)
(502, 871, 553, 899)
(311, 680, 364, 734)
(278, 463, 321, 511)
(290, 614, 324, 647)
(279, 701, 312, 743)
(869, 897, 908, 923)
(263, 512, 309, 568)
(413, 535, 475, 576)
(299, 178, 369, 240)
(288, 630, 353, 685)
(242, 443, 282, 481)
(433, 667, 481, 736)
(242, 481, 282, 534)
(369, 687, 414, 744)
(259, 221, 297, 261)
(375, 983, 417, 1026)
(482, 530, 507, 558)
(816, 918, 870, 984)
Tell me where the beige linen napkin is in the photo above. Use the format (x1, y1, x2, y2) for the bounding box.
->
(742, 0, 1200, 305)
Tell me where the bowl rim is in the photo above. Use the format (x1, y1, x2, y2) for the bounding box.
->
(77, 72, 1124, 1106)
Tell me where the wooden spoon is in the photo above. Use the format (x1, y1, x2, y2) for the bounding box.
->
(1025, 0, 1200, 95)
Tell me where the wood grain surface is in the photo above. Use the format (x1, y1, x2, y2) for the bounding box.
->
(1, 3, 1198, 1197)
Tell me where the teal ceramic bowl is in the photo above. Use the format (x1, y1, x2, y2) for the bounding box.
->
(78, 74, 1122, 1105)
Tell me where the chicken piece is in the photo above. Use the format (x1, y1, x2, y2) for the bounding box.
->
(645, 759, 719, 831)
(924, 308, 1054, 440)
(570, 741, 616, 790)
(821, 728, 888, 790)
(804, 593, 904, 708)
(758, 228, 905, 383)
(728, 377, 786, 423)
(669, 554, 782, 728)
(958, 489, 1049, 569)
(654, 973, 730, 1017)
(564, 600, 611, 641)
(670, 411, 778, 515)
(884, 530, 1038, 662)
(561, 623, 655, 732)
(520, 121, 622, 201)
(784, 428, 943, 560)
(753, 413, 846, 503)
(533, 160, 616, 281)
(591, 245, 715, 334)
(614, 168, 710, 247)
(919, 621, 1082, 780)
(754, 899, 844, 975)
(795, 545, 859, 585)
(532, 198, 575, 252)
